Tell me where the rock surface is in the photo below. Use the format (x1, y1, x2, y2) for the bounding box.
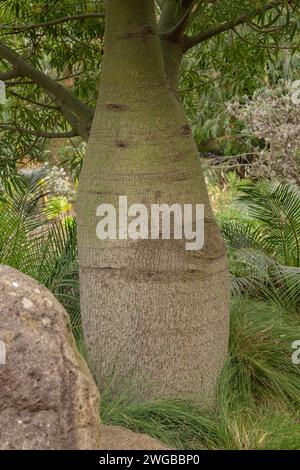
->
(0, 265, 101, 450)
(100, 426, 171, 450)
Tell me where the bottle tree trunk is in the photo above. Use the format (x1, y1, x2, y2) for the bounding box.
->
(77, 0, 230, 402)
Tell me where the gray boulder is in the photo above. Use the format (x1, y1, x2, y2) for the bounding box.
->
(0, 265, 101, 450)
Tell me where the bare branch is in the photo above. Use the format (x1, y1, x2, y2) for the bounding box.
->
(184, 0, 285, 51)
(5, 80, 35, 86)
(0, 13, 105, 34)
(7, 90, 59, 109)
(5, 90, 89, 139)
(233, 27, 299, 50)
(161, 2, 196, 40)
(0, 42, 94, 127)
(0, 123, 77, 139)
(246, 18, 282, 33)
(0, 67, 19, 80)
(2, 68, 96, 86)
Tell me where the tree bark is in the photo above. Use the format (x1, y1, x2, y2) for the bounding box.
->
(77, 0, 229, 401)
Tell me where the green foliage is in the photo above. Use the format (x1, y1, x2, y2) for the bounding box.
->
(101, 297, 300, 450)
(0, 0, 105, 162)
(221, 180, 300, 312)
(236, 181, 300, 266)
(180, 0, 300, 150)
(206, 170, 251, 222)
(0, 0, 299, 161)
(57, 138, 86, 180)
(101, 395, 300, 449)
(0, 169, 80, 332)
(228, 297, 300, 407)
(45, 196, 72, 219)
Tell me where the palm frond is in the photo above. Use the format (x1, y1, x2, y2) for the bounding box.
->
(237, 182, 300, 266)
(222, 181, 300, 313)
(0, 170, 80, 330)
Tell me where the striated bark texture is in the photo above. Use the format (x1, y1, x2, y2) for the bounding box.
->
(77, 0, 230, 401)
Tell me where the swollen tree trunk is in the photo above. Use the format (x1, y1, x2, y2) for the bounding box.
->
(77, 0, 229, 401)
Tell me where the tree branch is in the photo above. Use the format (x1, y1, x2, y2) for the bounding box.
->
(233, 27, 299, 50)
(7, 89, 59, 109)
(156, 0, 165, 10)
(161, 2, 196, 40)
(0, 13, 105, 34)
(0, 67, 19, 80)
(5, 80, 35, 86)
(246, 18, 282, 33)
(6, 90, 89, 139)
(0, 123, 77, 138)
(184, 0, 285, 51)
(0, 42, 94, 130)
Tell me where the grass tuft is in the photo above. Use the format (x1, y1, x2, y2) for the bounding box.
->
(99, 297, 300, 449)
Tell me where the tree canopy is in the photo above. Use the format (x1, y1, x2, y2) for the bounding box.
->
(0, 0, 299, 167)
